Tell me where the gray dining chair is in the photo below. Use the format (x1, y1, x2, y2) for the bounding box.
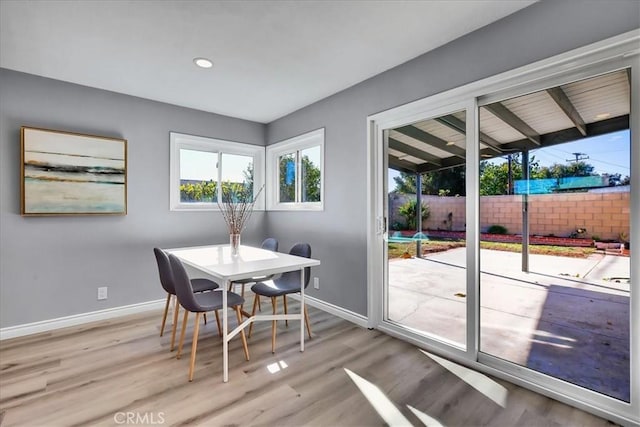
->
(153, 248, 222, 351)
(249, 243, 312, 353)
(168, 253, 250, 382)
(228, 238, 278, 311)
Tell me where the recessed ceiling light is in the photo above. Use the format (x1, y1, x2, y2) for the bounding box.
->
(446, 141, 456, 146)
(193, 57, 213, 69)
(595, 112, 611, 120)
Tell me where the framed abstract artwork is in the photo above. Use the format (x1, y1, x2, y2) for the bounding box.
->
(21, 127, 127, 216)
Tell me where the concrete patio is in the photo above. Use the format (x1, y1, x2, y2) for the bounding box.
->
(388, 248, 631, 401)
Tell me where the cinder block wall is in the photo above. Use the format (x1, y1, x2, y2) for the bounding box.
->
(389, 191, 630, 241)
(479, 195, 522, 235)
(527, 192, 630, 240)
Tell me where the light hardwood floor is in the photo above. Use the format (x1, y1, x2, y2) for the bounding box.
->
(0, 300, 618, 426)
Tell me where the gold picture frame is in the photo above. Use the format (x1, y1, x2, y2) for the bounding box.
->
(21, 126, 127, 216)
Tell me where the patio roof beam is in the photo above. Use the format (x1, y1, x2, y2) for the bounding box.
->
(417, 156, 465, 173)
(484, 103, 541, 146)
(498, 114, 629, 152)
(435, 115, 503, 154)
(394, 125, 466, 159)
(546, 87, 587, 136)
(412, 115, 630, 173)
(388, 155, 418, 174)
(389, 138, 442, 166)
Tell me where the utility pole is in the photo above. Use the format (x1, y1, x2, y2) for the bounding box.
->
(567, 152, 589, 163)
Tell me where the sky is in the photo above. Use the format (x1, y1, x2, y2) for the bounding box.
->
(180, 146, 322, 183)
(388, 129, 631, 192)
(180, 149, 251, 182)
(529, 129, 630, 177)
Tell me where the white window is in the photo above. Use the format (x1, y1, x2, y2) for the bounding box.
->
(170, 132, 265, 211)
(266, 128, 324, 210)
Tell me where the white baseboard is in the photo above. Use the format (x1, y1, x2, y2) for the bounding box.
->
(0, 299, 165, 341)
(289, 294, 369, 328)
(0, 295, 368, 341)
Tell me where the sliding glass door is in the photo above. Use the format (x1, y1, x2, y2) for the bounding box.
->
(478, 69, 631, 402)
(382, 102, 476, 353)
(369, 34, 637, 422)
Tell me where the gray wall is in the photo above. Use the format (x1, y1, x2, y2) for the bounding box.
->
(0, 69, 266, 328)
(1, 0, 638, 328)
(265, 0, 640, 316)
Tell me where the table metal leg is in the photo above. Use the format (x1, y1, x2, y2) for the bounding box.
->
(223, 280, 229, 383)
(300, 267, 305, 352)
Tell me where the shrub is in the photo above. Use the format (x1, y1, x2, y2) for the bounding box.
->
(398, 199, 430, 230)
(390, 221, 404, 231)
(180, 181, 216, 202)
(487, 224, 508, 234)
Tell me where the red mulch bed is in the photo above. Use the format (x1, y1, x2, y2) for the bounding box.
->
(395, 230, 594, 247)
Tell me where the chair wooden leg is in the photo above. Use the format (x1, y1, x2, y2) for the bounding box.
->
(177, 309, 190, 359)
(271, 296, 277, 354)
(257, 294, 261, 312)
(248, 293, 259, 338)
(283, 294, 288, 327)
(304, 305, 312, 339)
(203, 313, 207, 325)
(188, 312, 201, 382)
(170, 299, 180, 351)
(214, 310, 222, 337)
(160, 293, 171, 336)
(235, 306, 250, 361)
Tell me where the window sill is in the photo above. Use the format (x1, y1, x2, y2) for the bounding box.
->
(267, 203, 324, 212)
(171, 204, 266, 212)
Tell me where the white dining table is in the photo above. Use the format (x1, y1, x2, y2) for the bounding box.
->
(166, 244, 320, 382)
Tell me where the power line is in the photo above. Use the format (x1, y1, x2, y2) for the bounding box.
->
(532, 149, 569, 162)
(547, 146, 574, 155)
(585, 157, 630, 171)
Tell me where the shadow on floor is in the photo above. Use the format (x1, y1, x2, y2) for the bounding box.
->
(526, 284, 630, 402)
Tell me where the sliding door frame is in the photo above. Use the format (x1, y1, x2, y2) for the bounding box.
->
(375, 99, 478, 357)
(366, 29, 639, 425)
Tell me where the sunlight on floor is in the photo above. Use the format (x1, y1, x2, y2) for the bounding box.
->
(266, 360, 288, 374)
(407, 405, 445, 427)
(529, 339, 573, 349)
(534, 329, 577, 342)
(344, 368, 413, 427)
(420, 350, 508, 408)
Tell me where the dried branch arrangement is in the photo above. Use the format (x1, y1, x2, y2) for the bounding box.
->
(217, 183, 264, 235)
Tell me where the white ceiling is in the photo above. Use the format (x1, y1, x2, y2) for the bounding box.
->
(0, 0, 534, 123)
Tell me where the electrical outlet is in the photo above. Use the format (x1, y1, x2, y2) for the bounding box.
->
(97, 286, 108, 300)
(313, 277, 319, 290)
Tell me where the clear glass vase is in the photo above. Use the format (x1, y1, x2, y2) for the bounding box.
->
(230, 233, 241, 256)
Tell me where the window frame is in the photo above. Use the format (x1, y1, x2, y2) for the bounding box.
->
(266, 128, 325, 211)
(169, 132, 265, 211)
(367, 30, 639, 425)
